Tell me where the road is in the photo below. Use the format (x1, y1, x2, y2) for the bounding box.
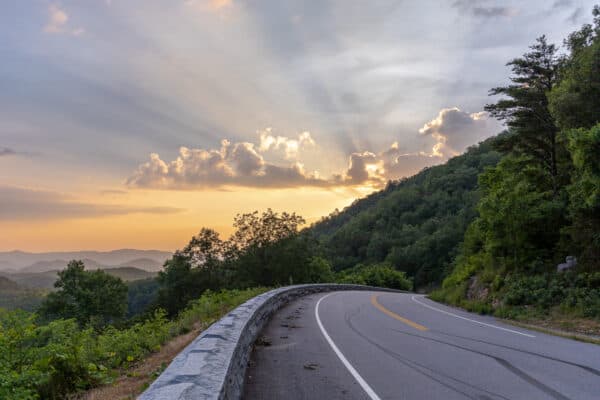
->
(243, 291, 600, 400)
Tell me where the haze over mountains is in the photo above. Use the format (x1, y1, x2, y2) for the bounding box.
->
(0, 249, 171, 273)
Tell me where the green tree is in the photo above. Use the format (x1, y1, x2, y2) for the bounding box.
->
(229, 208, 305, 253)
(180, 228, 226, 268)
(549, 6, 600, 130)
(156, 228, 231, 316)
(39, 260, 127, 329)
(485, 36, 566, 194)
(337, 263, 412, 290)
(565, 124, 600, 269)
(475, 156, 566, 270)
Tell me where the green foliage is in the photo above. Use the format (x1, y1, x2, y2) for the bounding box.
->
(485, 36, 567, 194)
(156, 253, 220, 317)
(549, 7, 600, 130)
(39, 260, 128, 329)
(311, 137, 501, 288)
(157, 209, 319, 316)
(231, 233, 327, 287)
(564, 123, 600, 269)
(502, 272, 600, 318)
(436, 10, 600, 322)
(0, 288, 266, 399)
(336, 263, 413, 291)
(127, 278, 160, 318)
(475, 156, 567, 269)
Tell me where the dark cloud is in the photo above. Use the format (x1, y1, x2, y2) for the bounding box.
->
(453, 1, 518, 18)
(0, 147, 16, 157)
(0, 186, 184, 221)
(567, 7, 584, 23)
(472, 7, 517, 17)
(552, 0, 573, 9)
(418, 108, 499, 157)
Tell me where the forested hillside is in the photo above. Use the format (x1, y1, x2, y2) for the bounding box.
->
(432, 8, 600, 322)
(312, 137, 502, 288)
(315, 7, 600, 322)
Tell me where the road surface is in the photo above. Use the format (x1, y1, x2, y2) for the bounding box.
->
(243, 291, 600, 399)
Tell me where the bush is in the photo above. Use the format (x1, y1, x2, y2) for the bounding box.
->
(336, 263, 413, 290)
(0, 288, 268, 399)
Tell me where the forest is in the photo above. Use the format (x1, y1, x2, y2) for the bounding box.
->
(1, 6, 599, 400)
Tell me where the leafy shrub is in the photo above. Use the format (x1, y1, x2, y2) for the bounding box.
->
(0, 288, 267, 399)
(336, 263, 413, 290)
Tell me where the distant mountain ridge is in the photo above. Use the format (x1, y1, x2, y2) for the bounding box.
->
(0, 267, 157, 290)
(0, 249, 171, 272)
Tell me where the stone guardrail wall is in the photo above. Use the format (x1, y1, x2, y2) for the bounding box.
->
(139, 284, 403, 400)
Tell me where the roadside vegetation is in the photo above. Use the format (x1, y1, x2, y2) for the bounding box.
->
(0, 287, 266, 399)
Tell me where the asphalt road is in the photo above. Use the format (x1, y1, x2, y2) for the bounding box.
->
(243, 291, 600, 400)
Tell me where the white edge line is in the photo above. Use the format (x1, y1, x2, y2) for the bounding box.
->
(411, 295, 535, 338)
(315, 292, 382, 400)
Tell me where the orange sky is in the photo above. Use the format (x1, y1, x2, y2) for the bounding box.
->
(0, 185, 362, 252)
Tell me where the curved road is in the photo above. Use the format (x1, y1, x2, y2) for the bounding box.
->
(243, 291, 600, 400)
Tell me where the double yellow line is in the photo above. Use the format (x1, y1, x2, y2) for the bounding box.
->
(371, 294, 428, 331)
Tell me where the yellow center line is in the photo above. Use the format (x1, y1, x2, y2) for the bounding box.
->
(371, 294, 428, 331)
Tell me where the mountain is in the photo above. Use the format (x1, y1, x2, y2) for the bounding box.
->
(1, 266, 156, 291)
(310, 135, 502, 288)
(102, 267, 157, 281)
(117, 258, 164, 272)
(0, 276, 46, 311)
(0, 249, 172, 272)
(0, 276, 20, 291)
(20, 258, 106, 273)
(1, 270, 61, 290)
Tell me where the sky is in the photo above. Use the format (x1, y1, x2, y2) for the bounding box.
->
(0, 0, 595, 252)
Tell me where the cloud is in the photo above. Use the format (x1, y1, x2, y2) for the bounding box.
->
(185, 0, 233, 12)
(418, 107, 497, 158)
(378, 142, 445, 180)
(127, 129, 390, 189)
(127, 109, 499, 191)
(334, 152, 384, 186)
(127, 137, 328, 189)
(453, 1, 518, 18)
(0, 147, 16, 157)
(0, 186, 183, 221)
(258, 128, 315, 160)
(44, 4, 84, 35)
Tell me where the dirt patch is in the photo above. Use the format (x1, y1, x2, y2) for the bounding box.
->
(503, 316, 600, 344)
(74, 322, 209, 400)
(466, 276, 489, 301)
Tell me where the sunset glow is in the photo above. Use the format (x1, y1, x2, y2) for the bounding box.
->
(0, 0, 587, 251)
